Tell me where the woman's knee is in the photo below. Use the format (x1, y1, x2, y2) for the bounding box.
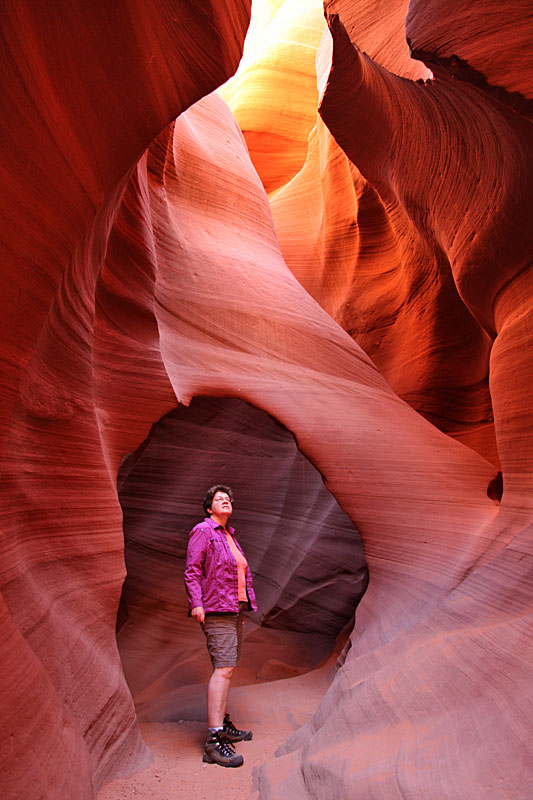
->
(215, 666, 235, 680)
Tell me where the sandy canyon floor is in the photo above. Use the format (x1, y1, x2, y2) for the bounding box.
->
(98, 666, 329, 799)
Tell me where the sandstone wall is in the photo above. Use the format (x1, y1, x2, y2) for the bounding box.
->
(1, 1, 532, 798)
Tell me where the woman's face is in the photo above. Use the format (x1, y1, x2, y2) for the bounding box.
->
(209, 491, 233, 517)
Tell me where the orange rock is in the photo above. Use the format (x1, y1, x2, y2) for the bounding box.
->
(0, 2, 251, 797)
(1, 1, 532, 799)
(220, 0, 327, 194)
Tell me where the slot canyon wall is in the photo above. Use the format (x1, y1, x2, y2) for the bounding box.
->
(116, 396, 368, 720)
(1, 1, 532, 799)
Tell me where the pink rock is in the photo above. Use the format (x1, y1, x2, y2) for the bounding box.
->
(1, 1, 532, 799)
(116, 396, 368, 701)
(0, 2, 251, 797)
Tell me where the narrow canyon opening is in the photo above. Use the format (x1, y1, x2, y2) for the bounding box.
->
(114, 396, 368, 723)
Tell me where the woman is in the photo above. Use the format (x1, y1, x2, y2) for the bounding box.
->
(184, 484, 257, 767)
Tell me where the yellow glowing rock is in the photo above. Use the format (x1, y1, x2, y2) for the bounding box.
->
(220, 0, 326, 194)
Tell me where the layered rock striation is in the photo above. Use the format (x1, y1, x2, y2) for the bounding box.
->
(0, 2, 252, 796)
(257, 1, 533, 796)
(116, 396, 368, 710)
(1, 1, 532, 799)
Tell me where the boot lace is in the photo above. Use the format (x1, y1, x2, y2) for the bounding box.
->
(216, 734, 236, 756)
(224, 715, 243, 737)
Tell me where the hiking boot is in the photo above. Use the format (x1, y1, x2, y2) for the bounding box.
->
(223, 713, 253, 742)
(203, 730, 244, 767)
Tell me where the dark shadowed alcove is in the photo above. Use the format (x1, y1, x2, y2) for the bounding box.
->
(116, 396, 367, 722)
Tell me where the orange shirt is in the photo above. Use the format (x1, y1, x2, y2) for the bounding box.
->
(225, 531, 248, 602)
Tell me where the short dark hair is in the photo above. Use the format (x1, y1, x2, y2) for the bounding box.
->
(203, 484, 233, 515)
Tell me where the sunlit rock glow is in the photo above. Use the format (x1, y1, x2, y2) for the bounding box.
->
(1, 0, 532, 798)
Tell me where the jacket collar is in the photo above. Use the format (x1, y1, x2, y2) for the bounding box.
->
(203, 516, 235, 535)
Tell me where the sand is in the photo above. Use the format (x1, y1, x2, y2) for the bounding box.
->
(98, 666, 330, 799)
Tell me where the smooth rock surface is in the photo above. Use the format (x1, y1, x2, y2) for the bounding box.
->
(1, 1, 532, 799)
(257, 2, 533, 797)
(0, 2, 252, 796)
(267, 1, 500, 463)
(116, 396, 368, 706)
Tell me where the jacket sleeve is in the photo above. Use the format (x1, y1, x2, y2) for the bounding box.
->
(184, 526, 207, 611)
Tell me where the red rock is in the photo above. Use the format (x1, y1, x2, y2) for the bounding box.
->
(0, 2, 251, 797)
(255, 659, 307, 682)
(270, 3, 503, 464)
(220, 0, 327, 194)
(116, 396, 368, 701)
(128, 87, 510, 798)
(257, 3, 533, 798)
(1, 1, 532, 799)
(406, 0, 533, 99)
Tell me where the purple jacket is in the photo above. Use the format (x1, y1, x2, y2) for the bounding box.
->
(184, 517, 258, 613)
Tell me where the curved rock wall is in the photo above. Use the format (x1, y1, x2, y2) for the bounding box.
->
(116, 396, 368, 708)
(0, 2, 251, 797)
(1, 0, 532, 798)
(257, 1, 533, 797)
(254, 0, 500, 463)
(220, 0, 327, 193)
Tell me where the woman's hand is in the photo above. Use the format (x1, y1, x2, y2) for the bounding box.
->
(191, 606, 205, 623)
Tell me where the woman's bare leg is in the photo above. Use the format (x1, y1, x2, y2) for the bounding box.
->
(207, 666, 235, 727)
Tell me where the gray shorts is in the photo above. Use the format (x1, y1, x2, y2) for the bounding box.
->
(202, 602, 247, 669)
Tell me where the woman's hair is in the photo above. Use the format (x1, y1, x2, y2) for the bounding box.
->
(203, 484, 234, 515)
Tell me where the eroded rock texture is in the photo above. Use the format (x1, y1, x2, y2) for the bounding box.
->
(252, 1, 501, 465)
(0, 2, 252, 797)
(220, 0, 327, 193)
(116, 396, 367, 715)
(1, 0, 533, 799)
(256, 1, 533, 797)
